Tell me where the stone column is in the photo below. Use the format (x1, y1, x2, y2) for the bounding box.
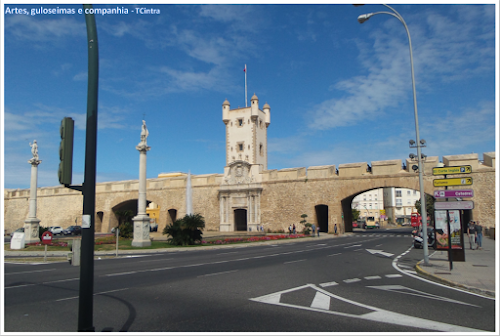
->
(24, 143, 42, 244)
(132, 121, 151, 247)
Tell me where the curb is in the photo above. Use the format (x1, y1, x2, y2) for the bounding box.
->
(5, 233, 353, 258)
(415, 261, 495, 298)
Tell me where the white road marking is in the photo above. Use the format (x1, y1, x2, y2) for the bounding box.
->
(310, 291, 330, 310)
(42, 278, 79, 284)
(319, 281, 338, 288)
(364, 275, 382, 280)
(105, 271, 137, 277)
(217, 251, 238, 255)
(327, 253, 342, 257)
(392, 247, 495, 300)
(284, 259, 306, 264)
(56, 288, 129, 302)
(4, 284, 36, 289)
(344, 244, 362, 249)
(250, 284, 485, 332)
(367, 285, 480, 307)
(366, 249, 394, 257)
(139, 258, 173, 263)
(385, 274, 403, 278)
(198, 270, 238, 277)
(343, 278, 361, 283)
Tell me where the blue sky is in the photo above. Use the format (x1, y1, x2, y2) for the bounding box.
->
(2, 2, 497, 190)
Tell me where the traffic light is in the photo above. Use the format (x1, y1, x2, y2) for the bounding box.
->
(58, 117, 74, 185)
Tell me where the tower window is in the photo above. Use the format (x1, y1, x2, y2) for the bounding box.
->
(238, 119, 243, 127)
(237, 142, 244, 152)
(259, 144, 263, 156)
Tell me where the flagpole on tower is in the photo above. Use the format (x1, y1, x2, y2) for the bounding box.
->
(244, 64, 247, 107)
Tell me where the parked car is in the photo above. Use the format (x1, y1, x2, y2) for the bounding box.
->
(49, 226, 64, 235)
(63, 225, 82, 236)
(352, 221, 358, 228)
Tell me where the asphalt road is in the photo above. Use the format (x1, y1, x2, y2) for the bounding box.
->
(4, 228, 496, 332)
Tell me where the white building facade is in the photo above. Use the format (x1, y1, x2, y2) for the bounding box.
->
(383, 187, 420, 224)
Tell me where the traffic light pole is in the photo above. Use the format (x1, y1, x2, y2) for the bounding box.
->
(78, 4, 99, 332)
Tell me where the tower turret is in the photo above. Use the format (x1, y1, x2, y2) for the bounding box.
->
(222, 99, 230, 124)
(263, 102, 271, 127)
(250, 93, 259, 118)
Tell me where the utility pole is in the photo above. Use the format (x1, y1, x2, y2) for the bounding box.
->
(78, 4, 99, 332)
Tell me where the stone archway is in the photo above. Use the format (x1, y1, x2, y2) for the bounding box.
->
(315, 205, 329, 233)
(167, 209, 177, 225)
(234, 209, 247, 231)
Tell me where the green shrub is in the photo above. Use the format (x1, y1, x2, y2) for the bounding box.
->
(38, 226, 49, 239)
(118, 221, 133, 239)
(163, 213, 205, 246)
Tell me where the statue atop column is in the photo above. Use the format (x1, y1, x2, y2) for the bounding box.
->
(28, 140, 41, 165)
(137, 120, 150, 152)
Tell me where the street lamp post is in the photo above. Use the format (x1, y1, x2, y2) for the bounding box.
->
(355, 4, 429, 264)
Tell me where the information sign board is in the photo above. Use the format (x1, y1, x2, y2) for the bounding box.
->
(434, 201, 474, 210)
(433, 177, 472, 187)
(433, 189, 474, 198)
(432, 165, 472, 176)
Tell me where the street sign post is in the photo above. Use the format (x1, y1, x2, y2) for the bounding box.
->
(41, 231, 53, 262)
(434, 201, 474, 210)
(433, 189, 474, 198)
(433, 177, 472, 187)
(432, 165, 472, 175)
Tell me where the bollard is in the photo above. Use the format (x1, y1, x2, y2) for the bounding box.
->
(71, 239, 81, 266)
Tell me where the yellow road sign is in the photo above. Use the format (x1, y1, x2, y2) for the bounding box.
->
(432, 165, 472, 175)
(433, 177, 473, 187)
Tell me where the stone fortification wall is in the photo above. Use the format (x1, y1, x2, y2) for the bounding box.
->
(3, 152, 496, 235)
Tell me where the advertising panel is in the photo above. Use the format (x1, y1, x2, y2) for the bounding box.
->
(435, 210, 462, 250)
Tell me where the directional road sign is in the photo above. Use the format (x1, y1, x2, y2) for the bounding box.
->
(433, 177, 472, 187)
(434, 189, 474, 198)
(432, 165, 472, 176)
(434, 201, 474, 210)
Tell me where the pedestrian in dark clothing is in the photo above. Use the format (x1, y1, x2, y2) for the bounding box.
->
(467, 221, 477, 250)
(292, 224, 296, 235)
(475, 221, 483, 249)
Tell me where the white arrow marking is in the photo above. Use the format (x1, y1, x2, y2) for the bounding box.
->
(366, 249, 394, 257)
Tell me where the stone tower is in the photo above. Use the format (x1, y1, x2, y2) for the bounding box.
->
(222, 94, 270, 169)
(219, 94, 271, 232)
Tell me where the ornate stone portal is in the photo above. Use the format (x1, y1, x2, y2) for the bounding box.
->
(219, 161, 263, 232)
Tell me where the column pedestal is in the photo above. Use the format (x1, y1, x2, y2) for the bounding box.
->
(24, 218, 41, 244)
(132, 215, 151, 247)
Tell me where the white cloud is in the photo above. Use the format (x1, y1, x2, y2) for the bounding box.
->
(307, 5, 495, 131)
(5, 15, 84, 43)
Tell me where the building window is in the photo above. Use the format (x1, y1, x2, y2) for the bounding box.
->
(395, 190, 402, 197)
(259, 143, 263, 156)
(238, 119, 243, 127)
(396, 199, 402, 206)
(237, 142, 244, 152)
(407, 190, 411, 195)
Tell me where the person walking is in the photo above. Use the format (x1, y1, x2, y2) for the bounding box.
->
(317, 227, 320, 237)
(292, 224, 296, 235)
(475, 221, 483, 249)
(467, 220, 477, 250)
(311, 224, 316, 236)
(288, 224, 292, 236)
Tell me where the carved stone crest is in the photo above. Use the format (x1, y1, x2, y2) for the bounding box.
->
(224, 160, 253, 185)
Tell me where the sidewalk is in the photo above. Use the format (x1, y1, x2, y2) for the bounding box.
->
(416, 236, 496, 298)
